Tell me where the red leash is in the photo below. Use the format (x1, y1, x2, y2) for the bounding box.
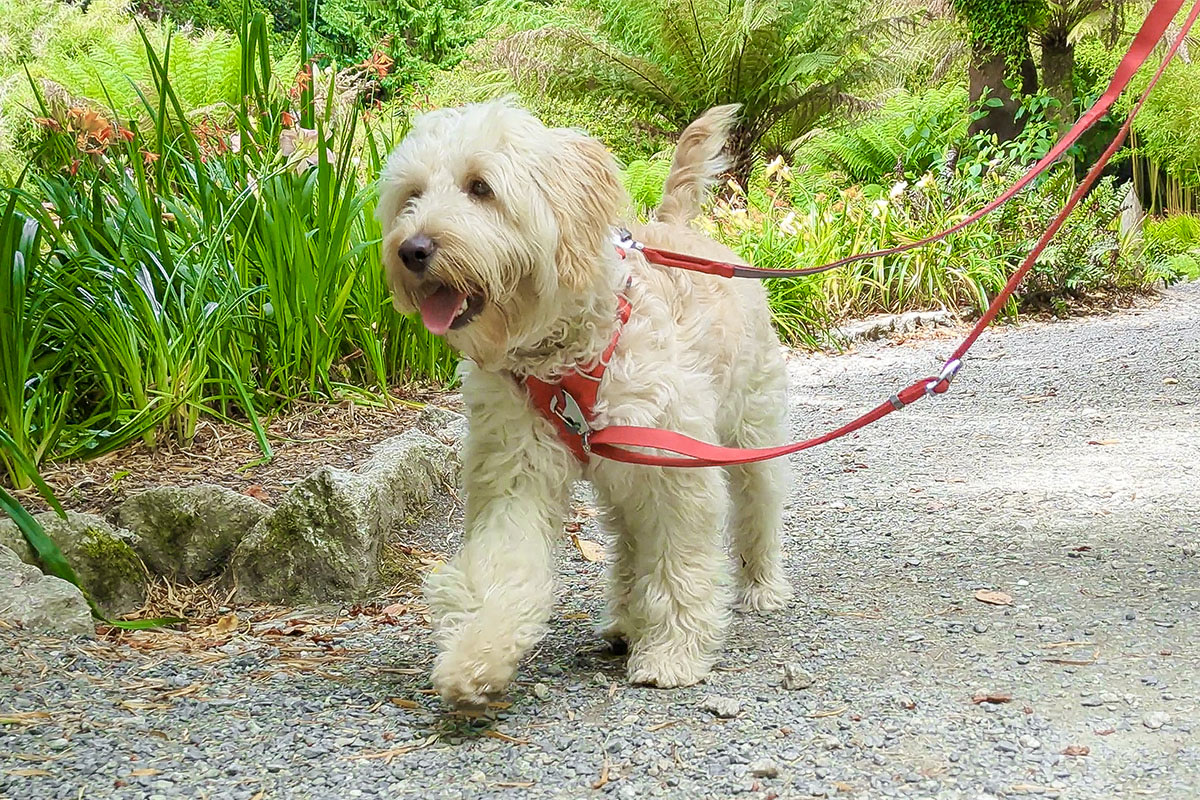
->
(623, 0, 1187, 281)
(587, 0, 1199, 468)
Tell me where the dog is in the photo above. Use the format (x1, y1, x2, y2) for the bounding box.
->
(377, 99, 791, 707)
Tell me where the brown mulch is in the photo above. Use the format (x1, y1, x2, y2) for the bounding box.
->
(14, 388, 461, 517)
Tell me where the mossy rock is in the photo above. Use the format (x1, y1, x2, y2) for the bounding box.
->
(0, 511, 147, 615)
(115, 485, 269, 582)
(226, 430, 458, 604)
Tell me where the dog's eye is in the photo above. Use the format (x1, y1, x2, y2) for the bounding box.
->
(468, 179, 493, 199)
(404, 190, 422, 210)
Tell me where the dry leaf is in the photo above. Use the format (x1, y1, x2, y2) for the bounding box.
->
(972, 692, 1013, 705)
(243, 485, 271, 502)
(483, 730, 529, 745)
(129, 768, 161, 777)
(974, 590, 1013, 606)
(1095, 727, 1116, 736)
(214, 613, 239, 634)
(6, 768, 51, 777)
(833, 782, 854, 793)
(572, 535, 605, 563)
(1163, 377, 1178, 385)
(1062, 745, 1090, 756)
(0, 711, 53, 725)
(379, 603, 408, 617)
(1086, 439, 1119, 446)
(592, 759, 611, 790)
(387, 697, 419, 709)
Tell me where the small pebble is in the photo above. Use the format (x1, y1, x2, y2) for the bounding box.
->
(699, 695, 741, 719)
(532, 683, 549, 701)
(748, 758, 779, 778)
(781, 662, 813, 690)
(1143, 711, 1170, 730)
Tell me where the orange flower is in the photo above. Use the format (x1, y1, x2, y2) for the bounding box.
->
(118, 127, 135, 142)
(34, 117, 62, 132)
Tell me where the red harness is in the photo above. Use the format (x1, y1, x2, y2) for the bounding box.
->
(520, 281, 632, 462)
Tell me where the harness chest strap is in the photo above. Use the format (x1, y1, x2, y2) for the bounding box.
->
(519, 283, 632, 462)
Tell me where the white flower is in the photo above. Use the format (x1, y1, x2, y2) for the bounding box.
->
(889, 180, 908, 199)
(779, 211, 798, 236)
(763, 155, 786, 181)
(916, 173, 934, 191)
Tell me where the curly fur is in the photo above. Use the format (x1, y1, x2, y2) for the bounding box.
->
(377, 100, 791, 707)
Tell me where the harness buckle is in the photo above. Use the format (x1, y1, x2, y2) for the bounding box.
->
(925, 358, 962, 397)
(612, 227, 644, 253)
(550, 389, 591, 437)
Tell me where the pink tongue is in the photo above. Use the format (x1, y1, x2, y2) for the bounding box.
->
(419, 286, 468, 335)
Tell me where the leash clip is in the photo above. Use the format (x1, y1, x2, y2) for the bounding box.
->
(550, 389, 591, 437)
(612, 227, 644, 253)
(925, 358, 962, 397)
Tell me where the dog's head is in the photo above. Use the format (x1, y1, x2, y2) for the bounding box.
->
(376, 99, 625, 367)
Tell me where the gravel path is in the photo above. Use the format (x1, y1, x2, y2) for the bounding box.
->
(3, 284, 1198, 800)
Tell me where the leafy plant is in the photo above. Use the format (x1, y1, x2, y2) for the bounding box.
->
(0, 12, 455, 488)
(485, 0, 916, 184)
(800, 84, 970, 184)
(1142, 213, 1200, 283)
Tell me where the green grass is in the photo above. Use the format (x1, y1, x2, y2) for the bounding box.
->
(0, 12, 454, 488)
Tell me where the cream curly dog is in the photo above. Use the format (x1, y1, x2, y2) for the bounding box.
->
(377, 99, 791, 706)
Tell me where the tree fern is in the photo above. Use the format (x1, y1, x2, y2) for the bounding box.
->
(487, 0, 919, 183)
(800, 84, 969, 183)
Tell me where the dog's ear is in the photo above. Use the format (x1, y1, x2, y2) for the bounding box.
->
(542, 131, 626, 291)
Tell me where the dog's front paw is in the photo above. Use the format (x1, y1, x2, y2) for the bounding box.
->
(430, 647, 517, 708)
(627, 646, 712, 688)
(736, 576, 793, 614)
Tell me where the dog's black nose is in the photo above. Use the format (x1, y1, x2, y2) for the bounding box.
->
(398, 234, 437, 273)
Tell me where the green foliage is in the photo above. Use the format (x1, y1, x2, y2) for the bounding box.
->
(801, 84, 970, 184)
(155, 0, 301, 36)
(623, 156, 673, 215)
(303, 0, 478, 90)
(0, 16, 454, 488)
(1142, 214, 1200, 283)
(1020, 174, 1146, 302)
(420, 58, 674, 162)
(1127, 59, 1200, 189)
(484, 0, 910, 179)
(953, 0, 1046, 70)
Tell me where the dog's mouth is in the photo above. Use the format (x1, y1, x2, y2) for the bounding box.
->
(418, 284, 486, 335)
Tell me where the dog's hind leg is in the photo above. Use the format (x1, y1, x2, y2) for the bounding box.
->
(593, 460, 732, 688)
(728, 458, 792, 612)
(724, 352, 793, 613)
(596, 502, 637, 654)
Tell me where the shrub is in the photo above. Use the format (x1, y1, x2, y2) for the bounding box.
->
(1142, 213, 1200, 283)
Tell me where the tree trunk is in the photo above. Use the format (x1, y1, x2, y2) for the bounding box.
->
(1041, 34, 1076, 133)
(968, 49, 1038, 142)
(725, 122, 757, 192)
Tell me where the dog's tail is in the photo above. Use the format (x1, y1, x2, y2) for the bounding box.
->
(654, 104, 740, 225)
